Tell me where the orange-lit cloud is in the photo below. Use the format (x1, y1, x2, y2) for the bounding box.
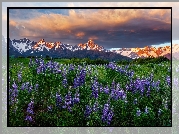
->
(153, 28, 158, 31)
(9, 20, 17, 27)
(9, 8, 171, 48)
(9, 9, 171, 36)
(89, 36, 98, 40)
(75, 32, 85, 38)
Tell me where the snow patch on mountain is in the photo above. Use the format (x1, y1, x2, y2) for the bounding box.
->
(12, 41, 32, 54)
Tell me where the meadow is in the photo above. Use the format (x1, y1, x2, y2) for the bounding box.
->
(8, 57, 171, 126)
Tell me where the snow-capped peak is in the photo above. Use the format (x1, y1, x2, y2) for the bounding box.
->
(78, 40, 104, 51)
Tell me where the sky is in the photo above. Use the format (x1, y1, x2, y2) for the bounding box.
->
(3, 2, 179, 50)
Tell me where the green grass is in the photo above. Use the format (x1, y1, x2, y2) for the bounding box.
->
(8, 57, 171, 126)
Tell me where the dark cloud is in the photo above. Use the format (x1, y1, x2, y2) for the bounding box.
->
(9, 9, 171, 49)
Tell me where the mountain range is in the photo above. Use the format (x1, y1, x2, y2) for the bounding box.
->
(8, 37, 130, 61)
(2, 35, 174, 61)
(112, 45, 171, 60)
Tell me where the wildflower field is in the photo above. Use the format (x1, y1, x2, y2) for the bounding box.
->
(8, 57, 172, 127)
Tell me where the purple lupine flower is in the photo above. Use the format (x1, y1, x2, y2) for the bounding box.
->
(151, 81, 156, 88)
(27, 100, 34, 114)
(84, 105, 92, 118)
(56, 69, 61, 74)
(107, 110, 114, 125)
(118, 89, 126, 100)
(11, 82, 18, 98)
(102, 103, 110, 118)
(99, 84, 103, 92)
(155, 80, 160, 91)
(140, 87, 145, 96)
(73, 91, 80, 104)
(102, 103, 113, 125)
(63, 91, 73, 112)
(79, 69, 86, 85)
(62, 68, 67, 77)
(25, 115, 33, 122)
(37, 66, 41, 74)
(166, 76, 171, 85)
(69, 64, 74, 71)
(144, 79, 150, 88)
(56, 92, 63, 109)
(92, 101, 99, 112)
(73, 69, 86, 88)
(41, 64, 46, 73)
(91, 80, 99, 99)
(25, 82, 29, 89)
(73, 76, 80, 88)
(25, 100, 34, 122)
(107, 62, 117, 70)
(130, 71, 134, 78)
(65, 92, 72, 106)
(21, 83, 25, 90)
(36, 63, 46, 74)
(47, 61, 54, 73)
(27, 107, 34, 114)
(12, 82, 18, 89)
(110, 88, 115, 100)
(126, 84, 130, 91)
(18, 72, 22, 82)
(62, 77, 68, 88)
(103, 85, 110, 94)
(28, 85, 33, 93)
(136, 109, 141, 116)
(146, 87, 150, 97)
(9, 86, 18, 105)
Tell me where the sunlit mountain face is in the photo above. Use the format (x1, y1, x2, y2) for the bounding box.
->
(8, 37, 132, 61)
(128, 46, 171, 59)
(8, 36, 172, 60)
(111, 46, 171, 60)
(33, 39, 62, 51)
(33, 39, 105, 51)
(78, 40, 104, 51)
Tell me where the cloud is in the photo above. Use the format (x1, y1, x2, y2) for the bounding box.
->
(75, 32, 85, 39)
(8, 8, 171, 48)
(3, 2, 177, 48)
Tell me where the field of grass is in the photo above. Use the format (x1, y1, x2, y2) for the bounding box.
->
(8, 57, 171, 126)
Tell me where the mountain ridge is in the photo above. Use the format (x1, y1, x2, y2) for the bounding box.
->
(4, 36, 172, 60)
(8, 37, 131, 61)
